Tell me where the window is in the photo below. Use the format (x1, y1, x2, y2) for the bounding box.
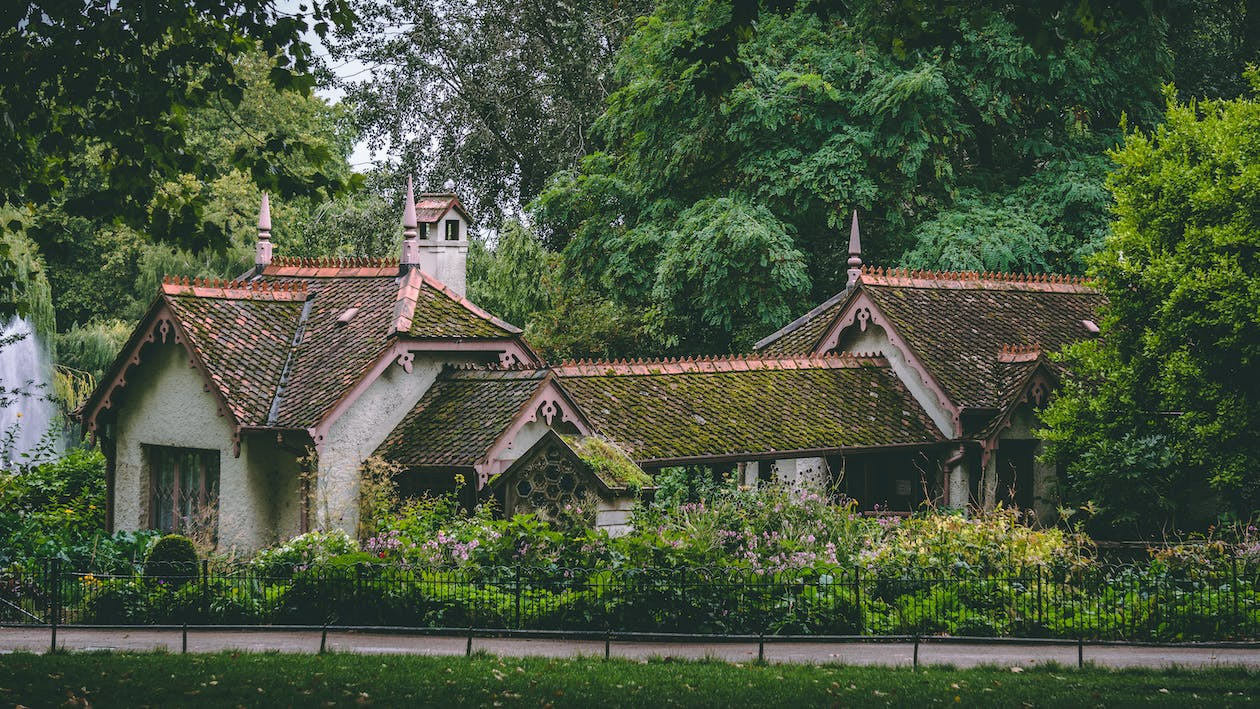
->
(149, 446, 219, 539)
(445, 218, 460, 241)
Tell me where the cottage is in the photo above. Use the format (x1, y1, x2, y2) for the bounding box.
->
(81, 189, 1103, 552)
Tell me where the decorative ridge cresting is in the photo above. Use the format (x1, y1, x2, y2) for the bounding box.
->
(858, 265, 1093, 292)
(998, 343, 1043, 363)
(442, 353, 890, 377)
(262, 256, 402, 277)
(161, 275, 308, 301)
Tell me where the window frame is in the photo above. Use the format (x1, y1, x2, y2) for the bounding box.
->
(444, 218, 460, 241)
(147, 445, 220, 540)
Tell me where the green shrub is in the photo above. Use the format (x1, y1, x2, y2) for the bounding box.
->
(144, 534, 198, 586)
(251, 530, 359, 577)
(82, 578, 147, 624)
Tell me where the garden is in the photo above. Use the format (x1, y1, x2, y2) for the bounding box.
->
(2, 452, 1258, 642)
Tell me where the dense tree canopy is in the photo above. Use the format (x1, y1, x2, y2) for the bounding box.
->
(0, 0, 356, 317)
(1041, 77, 1260, 535)
(530, 0, 1173, 355)
(333, 0, 652, 223)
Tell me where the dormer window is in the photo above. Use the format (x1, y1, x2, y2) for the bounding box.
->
(445, 219, 460, 241)
(418, 222, 430, 240)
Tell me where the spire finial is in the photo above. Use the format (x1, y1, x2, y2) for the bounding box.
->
(846, 209, 862, 288)
(255, 192, 273, 269)
(401, 177, 420, 269)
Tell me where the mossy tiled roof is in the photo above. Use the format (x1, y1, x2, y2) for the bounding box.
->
(376, 369, 545, 467)
(756, 269, 1104, 411)
(115, 259, 529, 432)
(756, 292, 850, 356)
(554, 357, 942, 462)
(164, 292, 305, 426)
(861, 278, 1101, 409)
(407, 280, 518, 339)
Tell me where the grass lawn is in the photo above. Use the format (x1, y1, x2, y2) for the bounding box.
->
(0, 652, 1256, 707)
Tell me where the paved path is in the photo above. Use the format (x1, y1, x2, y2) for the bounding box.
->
(2, 628, 1259, 669)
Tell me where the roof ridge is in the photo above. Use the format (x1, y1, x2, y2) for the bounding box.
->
(550, 352, 886, 376)
(262, 257, 401, 278)
(161, 275, 308, 301)
(859, 265, 1094, 292)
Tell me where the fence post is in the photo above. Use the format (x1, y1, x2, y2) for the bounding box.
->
(1233, 558, 1240, 627)
(201, 559, 210, 622)
(47, 561, 59, 654)
(854, 567, 863, 634)
(1036, 565, 1043, 630)
(514, 565, 523, 630)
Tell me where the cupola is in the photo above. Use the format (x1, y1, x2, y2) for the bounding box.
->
(409, 188, 471, 296)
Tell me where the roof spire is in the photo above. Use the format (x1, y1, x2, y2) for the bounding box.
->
(255, 192, 273, 271)
(846, 209, 862, 288)
(401, 176, 420, 271)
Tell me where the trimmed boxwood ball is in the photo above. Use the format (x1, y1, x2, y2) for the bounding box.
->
(145, 534, 199, 586)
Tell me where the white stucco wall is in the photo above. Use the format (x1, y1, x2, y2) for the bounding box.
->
(419, 213, 469, 296)
(947, 459, 971, 511)
(242, 435, 304, 545)
(769, 457, 828, 489)
(596, 496, 636, 537)
(112, 340, 275, 553)
(487, 419, 552, 477)
(314, 354, 443, 535)
(314, 352, 487, 536)
(838, 324, 956, 437)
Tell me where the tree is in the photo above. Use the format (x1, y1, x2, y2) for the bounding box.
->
(0, 0, 355, 317)
(467, 220, 554, 329)
(1041, 76, 1260, 535)
(1166, 0, 1260, 100)
(37, 50, 363, 331)
(533, 0, 1173, 356)
(332, 0, 652, 223)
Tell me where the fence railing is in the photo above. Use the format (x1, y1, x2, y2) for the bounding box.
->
(3, 560, 1257, 642)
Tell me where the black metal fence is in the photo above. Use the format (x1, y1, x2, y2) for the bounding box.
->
(3, 560, 1258, 642)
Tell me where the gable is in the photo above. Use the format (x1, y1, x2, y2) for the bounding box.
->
(757, 268, 1104, 423)
(81, 284, 307, 439)
(375, 368, 547, 470)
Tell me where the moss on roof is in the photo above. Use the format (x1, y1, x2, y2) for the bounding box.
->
(561, 435, 652, 490)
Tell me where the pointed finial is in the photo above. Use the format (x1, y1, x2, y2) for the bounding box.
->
(255, 193, 273, 269)
(846, 209, 862, 289)
(401, 176, 420, 270)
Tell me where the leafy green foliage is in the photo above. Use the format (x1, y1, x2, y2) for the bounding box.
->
(37, 50, 364, 332)
(467, 221, 555, 329)
(144, 535, 199, 584)
(0, 448, 155, 571)
(532, 0, 1174, 357)
(250, 530, 359, 578)
(0, 0, 355, 271)
(335, 0, 652, 223)
(1042, 77, 1260, 534)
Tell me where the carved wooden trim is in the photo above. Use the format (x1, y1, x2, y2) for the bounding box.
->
(475, 379, 596, 489)
(817, 291, 961, 437)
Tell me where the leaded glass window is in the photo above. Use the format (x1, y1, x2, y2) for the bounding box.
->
(148, 446, 219, 539)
